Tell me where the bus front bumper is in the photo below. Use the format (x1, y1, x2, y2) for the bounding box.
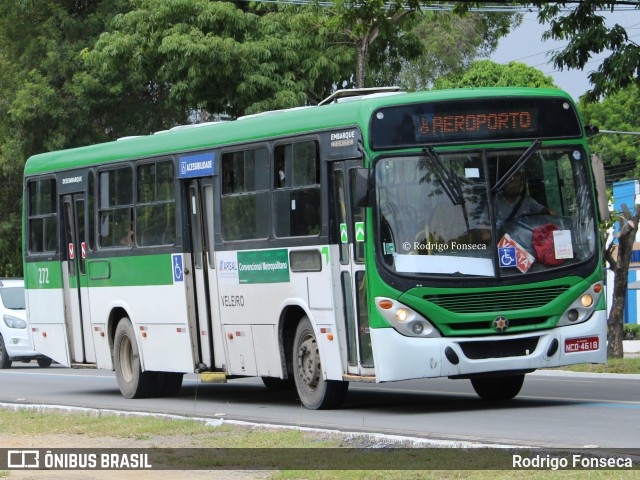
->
(370, 310, 607, 382)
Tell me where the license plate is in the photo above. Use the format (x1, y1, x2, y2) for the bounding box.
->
(564, 336, 600, 353)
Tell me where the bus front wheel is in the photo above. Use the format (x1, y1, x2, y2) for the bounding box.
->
(470, 374, 525, 401)
(113, 318, 156, 399)
(0, 335, 12, 369)
(293, 316, 348, 409)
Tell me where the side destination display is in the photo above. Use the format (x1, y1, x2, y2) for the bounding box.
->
(237, 249, 290, 284)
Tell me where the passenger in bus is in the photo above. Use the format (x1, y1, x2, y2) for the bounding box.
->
(277, 151, 286, 188)
(120, 222, 134, 246)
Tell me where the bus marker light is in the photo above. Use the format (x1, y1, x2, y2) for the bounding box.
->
(42, 332, 46, 338)
(581, 294, 593, 307)
(593, 284, 602, 294)
(379, 300, 393, 310)
(227, 333, 233, 340)
(142, 332, 147, 338)
(327, 334, 334, 341)
(320, 328, 327, 333)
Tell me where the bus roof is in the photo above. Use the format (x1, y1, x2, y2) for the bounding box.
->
(24, 87, 571, 176)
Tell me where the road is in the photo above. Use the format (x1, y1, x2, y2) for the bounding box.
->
(1, 365, 639, 449)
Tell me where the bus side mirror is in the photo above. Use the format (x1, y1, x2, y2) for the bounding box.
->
(354, 168, 373, 208)
(591, 154, 610, 221)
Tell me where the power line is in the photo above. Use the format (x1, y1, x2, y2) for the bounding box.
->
(600, 130, 640, 135)
(241, 1, 640, 13)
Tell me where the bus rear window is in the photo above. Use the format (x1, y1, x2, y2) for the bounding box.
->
(370, 97, 582, 149)
(27, 178, 57, 254)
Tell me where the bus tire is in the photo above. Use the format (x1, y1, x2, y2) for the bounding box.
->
(113, 318, 156, 399)
(470, 374, 525, 401)
(0, 335, 12, 369)
(156, 372, 183, 397)
(261, 376, 295, 392)
(37, 357, 52, 368)
(293, 316, 348, 409)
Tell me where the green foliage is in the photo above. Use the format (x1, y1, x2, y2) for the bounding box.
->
(579, 85, 640, 179)
(534, 0, 640, 103)
(624, 323, 640, 340)
(374, 10, 520, 91)
(88, 1, 355, 115)
(433, 60, 558, 90)
(0, 0, 135, 276)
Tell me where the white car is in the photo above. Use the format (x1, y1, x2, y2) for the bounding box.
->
(0, 278, 52, 368)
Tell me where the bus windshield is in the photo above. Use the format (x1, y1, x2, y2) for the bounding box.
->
(376, 146, 597, 278)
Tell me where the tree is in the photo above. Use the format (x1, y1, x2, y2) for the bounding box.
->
(328, 0, 421, 88)
(603, 203, 640, 358)
(433, 60, 558, 89)
(373, 10, 520, 91)
(579, 86, 640, 181)
(87, 0, 358, 115)
(0, 0, 137, 276)
(533, 0, 640, 103)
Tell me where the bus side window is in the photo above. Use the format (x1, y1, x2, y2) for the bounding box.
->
(27, 178, 57, 254)
(273, 141, 321, 237)
(220, 147, 269, 241)
(136, 160, 175, 246)
(98, 166, 133, 248)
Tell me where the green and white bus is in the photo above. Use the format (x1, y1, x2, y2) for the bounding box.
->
(23, 87, 609, 409)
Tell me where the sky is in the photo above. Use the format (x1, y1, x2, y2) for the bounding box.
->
(490, 9, 640, 102)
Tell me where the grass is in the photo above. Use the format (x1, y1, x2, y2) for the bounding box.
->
(554, 357, 640, 374)
(0, 409, 638, 479)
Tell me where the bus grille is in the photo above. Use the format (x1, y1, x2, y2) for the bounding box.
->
(459, 337, 539, 360)
(424, 285, 570, 313)
(448, 317, 548, 331)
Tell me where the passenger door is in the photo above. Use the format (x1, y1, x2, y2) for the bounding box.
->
(61, 192, 96, 364)
(331, 160, 374, 376)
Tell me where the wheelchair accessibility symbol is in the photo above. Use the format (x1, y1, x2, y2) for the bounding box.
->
(172, 254, 184, 282)
(498, 246, 517, 268)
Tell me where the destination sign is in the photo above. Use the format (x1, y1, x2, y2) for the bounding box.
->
(370, 97, 582, 149)
(413, 109, 537, 140)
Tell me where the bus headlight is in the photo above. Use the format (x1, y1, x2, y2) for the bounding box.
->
(375, 297, 440, 338)
(557, 282, 603, 327)
(3, 315, 27, 329)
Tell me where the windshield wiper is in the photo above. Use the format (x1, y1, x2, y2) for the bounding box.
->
(424, 146, 464, 206)
(491, 140, 541, 193)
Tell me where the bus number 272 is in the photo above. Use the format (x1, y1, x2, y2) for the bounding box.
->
(38, 267, 49, 284)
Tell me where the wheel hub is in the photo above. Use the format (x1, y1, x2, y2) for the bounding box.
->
(297, 335, 320, 390)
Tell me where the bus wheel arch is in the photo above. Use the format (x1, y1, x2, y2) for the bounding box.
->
(107, 307, 130, 364)
(112, 316, 156, 398)
(292, 315, 348, 410)
(279, 305, 307, 379)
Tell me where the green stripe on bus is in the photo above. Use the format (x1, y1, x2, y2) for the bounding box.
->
(25, 254, 175, 289)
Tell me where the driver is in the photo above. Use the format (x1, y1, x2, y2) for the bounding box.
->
(495, 170, 554, 226)
(478, 169, 555, 241)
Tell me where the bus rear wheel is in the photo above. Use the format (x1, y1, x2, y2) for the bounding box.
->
(293, 316, 348, 410)
(470, 374, 525, 401)
(37, 357, 52, 368)
(113, 318, 156, 399)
